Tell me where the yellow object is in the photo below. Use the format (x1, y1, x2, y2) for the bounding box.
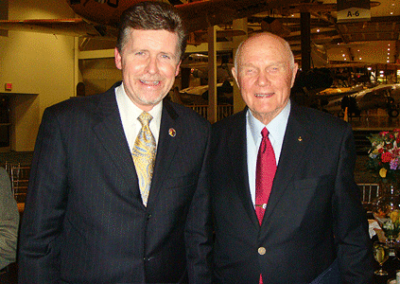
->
(343, 107, 348, 122)
(390, 211, 399, 223)
(380, 168, 388, 178)
(132, 112, 156, 206)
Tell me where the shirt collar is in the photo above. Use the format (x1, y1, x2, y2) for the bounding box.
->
(116, 82, 163, 125)
(248, 100, 291, 145)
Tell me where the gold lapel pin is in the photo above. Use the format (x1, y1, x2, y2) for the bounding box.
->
(298, 136, 303, 142)
(169, 128, 176, 137)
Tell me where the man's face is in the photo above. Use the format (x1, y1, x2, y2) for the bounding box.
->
(115, 29, 181, 111)
(232, 34, 298, 124)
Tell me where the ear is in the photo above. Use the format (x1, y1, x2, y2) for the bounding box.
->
(231, 67, 240, 89)
(290, 63, 299, 88)
(114, 47, 122, 70)
(175, 60, 182, 77)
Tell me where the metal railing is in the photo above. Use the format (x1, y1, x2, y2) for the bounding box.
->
(185, 104, 234, 122)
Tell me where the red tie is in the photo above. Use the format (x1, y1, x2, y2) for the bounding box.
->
(256, 128, 277, 284)
(256, 128, 277, 224)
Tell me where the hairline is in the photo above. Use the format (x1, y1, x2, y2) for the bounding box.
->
(119, 27, 182, 63)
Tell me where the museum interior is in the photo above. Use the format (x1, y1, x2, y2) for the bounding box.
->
(0, 0, 400, 283)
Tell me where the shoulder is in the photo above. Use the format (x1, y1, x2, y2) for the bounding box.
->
(291, 104, 351, 132)
(0, 167, 11, 194)
(43, 85, 118, 122)
(49, 88, 114, 112)
(164, 100, 211, 131)
(0, 167, 9, 179)
(212, 108, 246, 133)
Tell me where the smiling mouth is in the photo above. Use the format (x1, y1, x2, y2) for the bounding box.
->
(255, 93, 274, 98)
(140, 79, 160, 86)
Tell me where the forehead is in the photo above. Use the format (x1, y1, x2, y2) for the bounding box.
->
(126, 28, 179, 53)
(239, 35, 290, 66)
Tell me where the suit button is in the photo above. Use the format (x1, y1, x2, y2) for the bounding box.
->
(258, 247, 266, 255)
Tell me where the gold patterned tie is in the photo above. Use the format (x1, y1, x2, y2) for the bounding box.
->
(132, 112, 156, 206)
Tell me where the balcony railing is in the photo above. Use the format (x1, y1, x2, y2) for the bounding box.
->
(185, 104, 234, 122)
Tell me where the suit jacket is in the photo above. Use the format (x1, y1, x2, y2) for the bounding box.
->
(210, 103, 374, 284)
(18, 83, 212, 284)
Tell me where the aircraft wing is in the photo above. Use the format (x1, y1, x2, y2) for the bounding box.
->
(176, 0, 302, 33)
(0, 18, 117, 39)
(317, 86, 364, 98)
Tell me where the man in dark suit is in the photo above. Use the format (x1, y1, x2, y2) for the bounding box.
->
(210, 32, 373, 283)
(18, 2, 212, 283)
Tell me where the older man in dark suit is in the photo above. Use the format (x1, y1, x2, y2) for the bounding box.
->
(18, 2, 212, 283)
(210, 32, 373, 283)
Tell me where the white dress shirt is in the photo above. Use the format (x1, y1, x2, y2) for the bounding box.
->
(246, 101, 291, 207)
(115, 83, 162, 152)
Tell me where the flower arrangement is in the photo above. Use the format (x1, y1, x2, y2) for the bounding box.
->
(374, 209, 400, 240)
(367, 129, 400, 184)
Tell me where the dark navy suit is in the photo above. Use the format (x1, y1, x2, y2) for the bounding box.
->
(210, 103, 373, 284)
(18, 83, 212, 284)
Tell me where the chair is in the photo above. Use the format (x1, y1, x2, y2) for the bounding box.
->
(358, 182, 380, 212)
(9, 163, 31, 212)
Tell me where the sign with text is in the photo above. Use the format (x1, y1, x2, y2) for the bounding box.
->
(337, 0, 371, 23)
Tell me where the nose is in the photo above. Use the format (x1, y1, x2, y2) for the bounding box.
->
(145, 56, 159, 74)
(257, 71, 270, 87)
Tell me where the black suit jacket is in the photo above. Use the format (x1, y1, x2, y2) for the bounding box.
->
(210, 103, 373, 284)
(18, 83, 212, 284)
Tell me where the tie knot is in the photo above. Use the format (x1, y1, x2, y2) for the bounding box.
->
(138, 112, 153, 126)
(261, 127, 269, 138)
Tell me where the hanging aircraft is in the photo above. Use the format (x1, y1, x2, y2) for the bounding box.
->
(0, 0, 380, 44)
(322, 84, 400, 118)
(0, 0, 304, 41)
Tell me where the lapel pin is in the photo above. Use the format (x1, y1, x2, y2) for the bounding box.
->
(169, 128, 176, 137)
(298, 136, 302, 142)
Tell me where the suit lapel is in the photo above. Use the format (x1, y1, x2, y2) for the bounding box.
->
(227, 110, 260, 228)
(261, 103, 312, 229)
(146, 100, 180, 208)
(91, 88, 141, 200)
